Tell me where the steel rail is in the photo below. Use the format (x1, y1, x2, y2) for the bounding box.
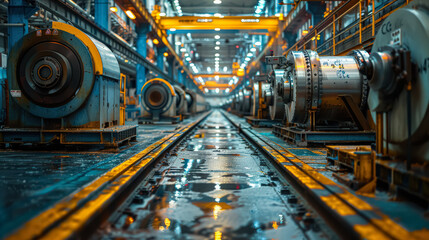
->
(6, 111, 212, 240)
(221, 110, 417, 240)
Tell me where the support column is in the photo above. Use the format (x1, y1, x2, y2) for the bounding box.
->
(94, 0, 110, 31)
(167, 57, 175, 82)
(8, 0, 36, 51)
(136, 24, 151, 97)
(157, 46, 167, 73)
(177, 67, 183, 85)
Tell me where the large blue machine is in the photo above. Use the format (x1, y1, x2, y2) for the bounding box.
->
(0, 22, 137, 147)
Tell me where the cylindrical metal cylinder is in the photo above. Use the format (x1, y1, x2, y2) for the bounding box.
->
(240, 88, 253, 114)
(252, 82, 271, 117)
(141, 78, 176, 114)
(281, 50, 368, 124)
(7, 22, 120, 119)
(366, 0, 429, 162)
(266, 69, 286, 120)
(173, 85, 186, 115)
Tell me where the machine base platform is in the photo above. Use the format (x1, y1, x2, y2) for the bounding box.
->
(273, 125, 375, 146)
(0, 125, 138, 148)
(245, 116, 279, 128)
(327, 145, 429, 205)
(138, 115, 182, 124)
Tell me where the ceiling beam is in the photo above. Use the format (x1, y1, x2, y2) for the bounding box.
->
(195, 74, 235, 78)
(159, 16, 280, 32)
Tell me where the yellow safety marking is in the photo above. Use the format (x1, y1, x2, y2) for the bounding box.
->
(354, 215, 428, 240)
(285, 165, 324, 190)
(141, 78, 176, 97)
(353, 223, 392, 240)
(42, 142, 170, 239)
(312, 150, 325, 155)
(51, 22, 103, 75)
(7, 113, 209, 240)
(337, 192, 373, 211)
(320, 194, 357, 216)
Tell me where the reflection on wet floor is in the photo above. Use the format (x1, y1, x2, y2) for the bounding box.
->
(0, 118, 202, 238)
(106, 111, 305, 239)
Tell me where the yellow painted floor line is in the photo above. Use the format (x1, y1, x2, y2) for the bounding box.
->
(7, 112, 209, 240)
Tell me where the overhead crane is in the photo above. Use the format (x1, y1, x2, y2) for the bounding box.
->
(159, 16, 281, 33)
(158, 15, 283, 92)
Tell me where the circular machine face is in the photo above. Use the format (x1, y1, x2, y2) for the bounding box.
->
(368, 0, 429, 144)
(144, 84, 169, 110)
(8, 29, 98, 119)
(174, 86, 185, 110)
(285, 51, 310, 123)
(141, 79, 175, 114)
(18, 41, 83, 107)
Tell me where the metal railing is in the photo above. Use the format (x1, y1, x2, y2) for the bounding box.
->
(283, 0, 411, 56)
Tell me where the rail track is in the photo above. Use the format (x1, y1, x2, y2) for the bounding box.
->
(6, 110, 422, 240)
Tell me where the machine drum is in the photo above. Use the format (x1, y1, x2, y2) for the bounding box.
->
(145, 85, 168, 110)
(18, 41, 83, 107)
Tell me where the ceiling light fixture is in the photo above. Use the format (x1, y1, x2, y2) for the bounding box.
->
(215, 46, 220, 50)
(214, 35, 220, 39)
(110, 6, 118, 12)
(125, 10, 136, 20)
(214, 0, 222, 4)
(215, 28, 221, 31)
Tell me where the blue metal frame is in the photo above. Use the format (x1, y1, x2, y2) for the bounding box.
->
(157, 46, 167, 72)
(0, 68, 6, 125)
(94, 0, 109, 30)
(136, 24, 151, 97)
(8, 0, 37, 50)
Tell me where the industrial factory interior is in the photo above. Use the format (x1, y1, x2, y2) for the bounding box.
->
(1, 0, 429, 239)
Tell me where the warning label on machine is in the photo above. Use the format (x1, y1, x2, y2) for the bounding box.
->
(10, 90, 21, 97)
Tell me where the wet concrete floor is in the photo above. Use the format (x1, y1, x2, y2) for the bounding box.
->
(0, 117, 202, 238)
(102, 111, 311, 239)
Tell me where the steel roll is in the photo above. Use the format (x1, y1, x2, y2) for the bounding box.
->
(252, 82, 271, 117)
(281, 50, 368, 124)
(173, 85, 187, 115)
(141, 78, 176, 114)
(7, 22, 120, 119)
(240, 88, 253, 114)
(185, 89, 208, 114)
(266, 69, 286, 120)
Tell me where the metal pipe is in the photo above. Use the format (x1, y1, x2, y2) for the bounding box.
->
(0, 23, 25, 27)
(376, 112, 383, 155)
